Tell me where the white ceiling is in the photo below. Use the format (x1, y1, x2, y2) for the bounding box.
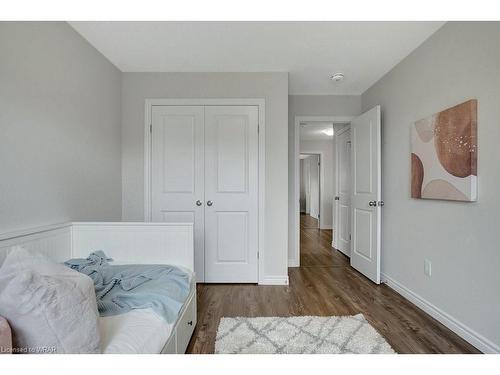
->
(300, 122, 335, 141)
(69, 21, 444, 95)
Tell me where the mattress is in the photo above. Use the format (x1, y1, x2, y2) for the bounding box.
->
(99, 269, 194, 354)
(100, 308, 173, 354)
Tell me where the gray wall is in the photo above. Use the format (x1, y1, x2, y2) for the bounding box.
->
(288, 95, 361, 264)
(121, 72, 289, 281)
(0, 22, 122, 233)
(362, 22, 500, 351)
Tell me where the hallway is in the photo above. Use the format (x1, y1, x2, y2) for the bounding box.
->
(300, 213, 344, 267)
(186, 215, 479, 354)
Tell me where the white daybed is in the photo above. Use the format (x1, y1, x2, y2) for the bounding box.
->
(0, 222, 197, 354)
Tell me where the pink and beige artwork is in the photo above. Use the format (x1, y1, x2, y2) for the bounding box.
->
(411, 99, 477, 201)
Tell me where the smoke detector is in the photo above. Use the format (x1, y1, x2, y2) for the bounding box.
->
(330, 73, 344, 82)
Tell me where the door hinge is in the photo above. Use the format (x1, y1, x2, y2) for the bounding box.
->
(349, 234, 352, 241)
(257, 251, 259, 259)
(150, 124, 152, 133)
(257, 124, 260, 134)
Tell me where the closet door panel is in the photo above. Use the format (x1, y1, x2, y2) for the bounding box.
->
(151, 105, 205, 282)
(204, 106, 259, 283)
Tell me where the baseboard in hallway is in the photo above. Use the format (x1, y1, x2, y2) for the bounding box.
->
(382, 273, 498, 354)
(187, 215, 480, 354)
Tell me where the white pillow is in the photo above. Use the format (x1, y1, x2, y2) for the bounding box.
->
(0, 247, 101, 354)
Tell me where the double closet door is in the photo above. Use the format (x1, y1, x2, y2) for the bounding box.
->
(151, 105, 259, 283)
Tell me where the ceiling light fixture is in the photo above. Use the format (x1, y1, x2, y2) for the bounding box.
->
(322, 129, 334, 136)
(330, 73, 344, 82)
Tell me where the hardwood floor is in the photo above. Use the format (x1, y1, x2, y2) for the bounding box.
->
(300, 213, 319, 229)
(186, 214, 480, 354)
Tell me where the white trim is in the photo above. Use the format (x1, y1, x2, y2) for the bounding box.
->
(146, 98, 265, 106)
(144, 101, 152, 221)
(257, 101, 266, 285)
(382, 273, 499, 354)
(144, 98, 266, 284)
(292, 115, 354, 267)
(72, 221, 193, 227)
(0, 222, 72, 242)
(261, 276, 289, 286)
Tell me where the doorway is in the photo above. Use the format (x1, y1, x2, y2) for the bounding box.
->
(291, 115, 353, 268)
(300, 153, 320, 229)
(292, 107, 382, 284)
(298, 121, 333, 266)
(333, 125, 351, 256)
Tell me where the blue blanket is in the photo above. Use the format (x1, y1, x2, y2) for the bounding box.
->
(64, 251, 190, 324)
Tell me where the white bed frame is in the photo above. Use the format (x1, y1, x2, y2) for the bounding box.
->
(0, 222, 197, 354)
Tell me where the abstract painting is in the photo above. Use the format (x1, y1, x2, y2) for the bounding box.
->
(411, 99, 477, 201)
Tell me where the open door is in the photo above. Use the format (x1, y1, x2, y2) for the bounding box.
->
(334, 126, 351, 256)
(350, 106, 382, 284)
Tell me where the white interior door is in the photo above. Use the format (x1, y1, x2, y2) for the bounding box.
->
(350, 106, 382, 284)
(335, 127, 351, 256)
(309, 155, 320, 220)
(204, 106, 259, 283)
(151, 105, 205, 282)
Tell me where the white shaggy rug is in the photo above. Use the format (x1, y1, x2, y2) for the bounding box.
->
(215, 314, 395, 354)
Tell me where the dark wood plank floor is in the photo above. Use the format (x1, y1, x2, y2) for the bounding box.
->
(186, 214, 480, 354)
(300, 213, 319, 229)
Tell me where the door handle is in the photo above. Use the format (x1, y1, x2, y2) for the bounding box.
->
(334, 196, 340, 201)
(368, 201, 377, 207)
(207, 200, 213, 206)
(196, 200, 203, 206)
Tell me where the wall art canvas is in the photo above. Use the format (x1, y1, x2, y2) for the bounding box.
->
(411, 99, 477, 201)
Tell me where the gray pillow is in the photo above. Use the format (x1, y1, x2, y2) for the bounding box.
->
(0, 247, 101, 354)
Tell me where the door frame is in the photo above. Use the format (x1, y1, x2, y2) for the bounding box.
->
(292, 115, 353, 267)
(333, 124, 351, 254)
(144, 98, 266, 283)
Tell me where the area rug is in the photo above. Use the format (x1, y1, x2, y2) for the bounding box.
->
(215, 314, 395, 354)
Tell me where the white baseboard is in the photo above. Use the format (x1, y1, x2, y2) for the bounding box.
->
(260, 275, 289, 285)
(382, 273, 499, 354)
(288, 258, 299, 267)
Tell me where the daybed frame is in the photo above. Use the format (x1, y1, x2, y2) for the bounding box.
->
(0, 222, 197, 354)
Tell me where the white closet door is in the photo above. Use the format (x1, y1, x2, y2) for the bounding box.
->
(204, 106, 259, 283)
(151, 106, 205, 282)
